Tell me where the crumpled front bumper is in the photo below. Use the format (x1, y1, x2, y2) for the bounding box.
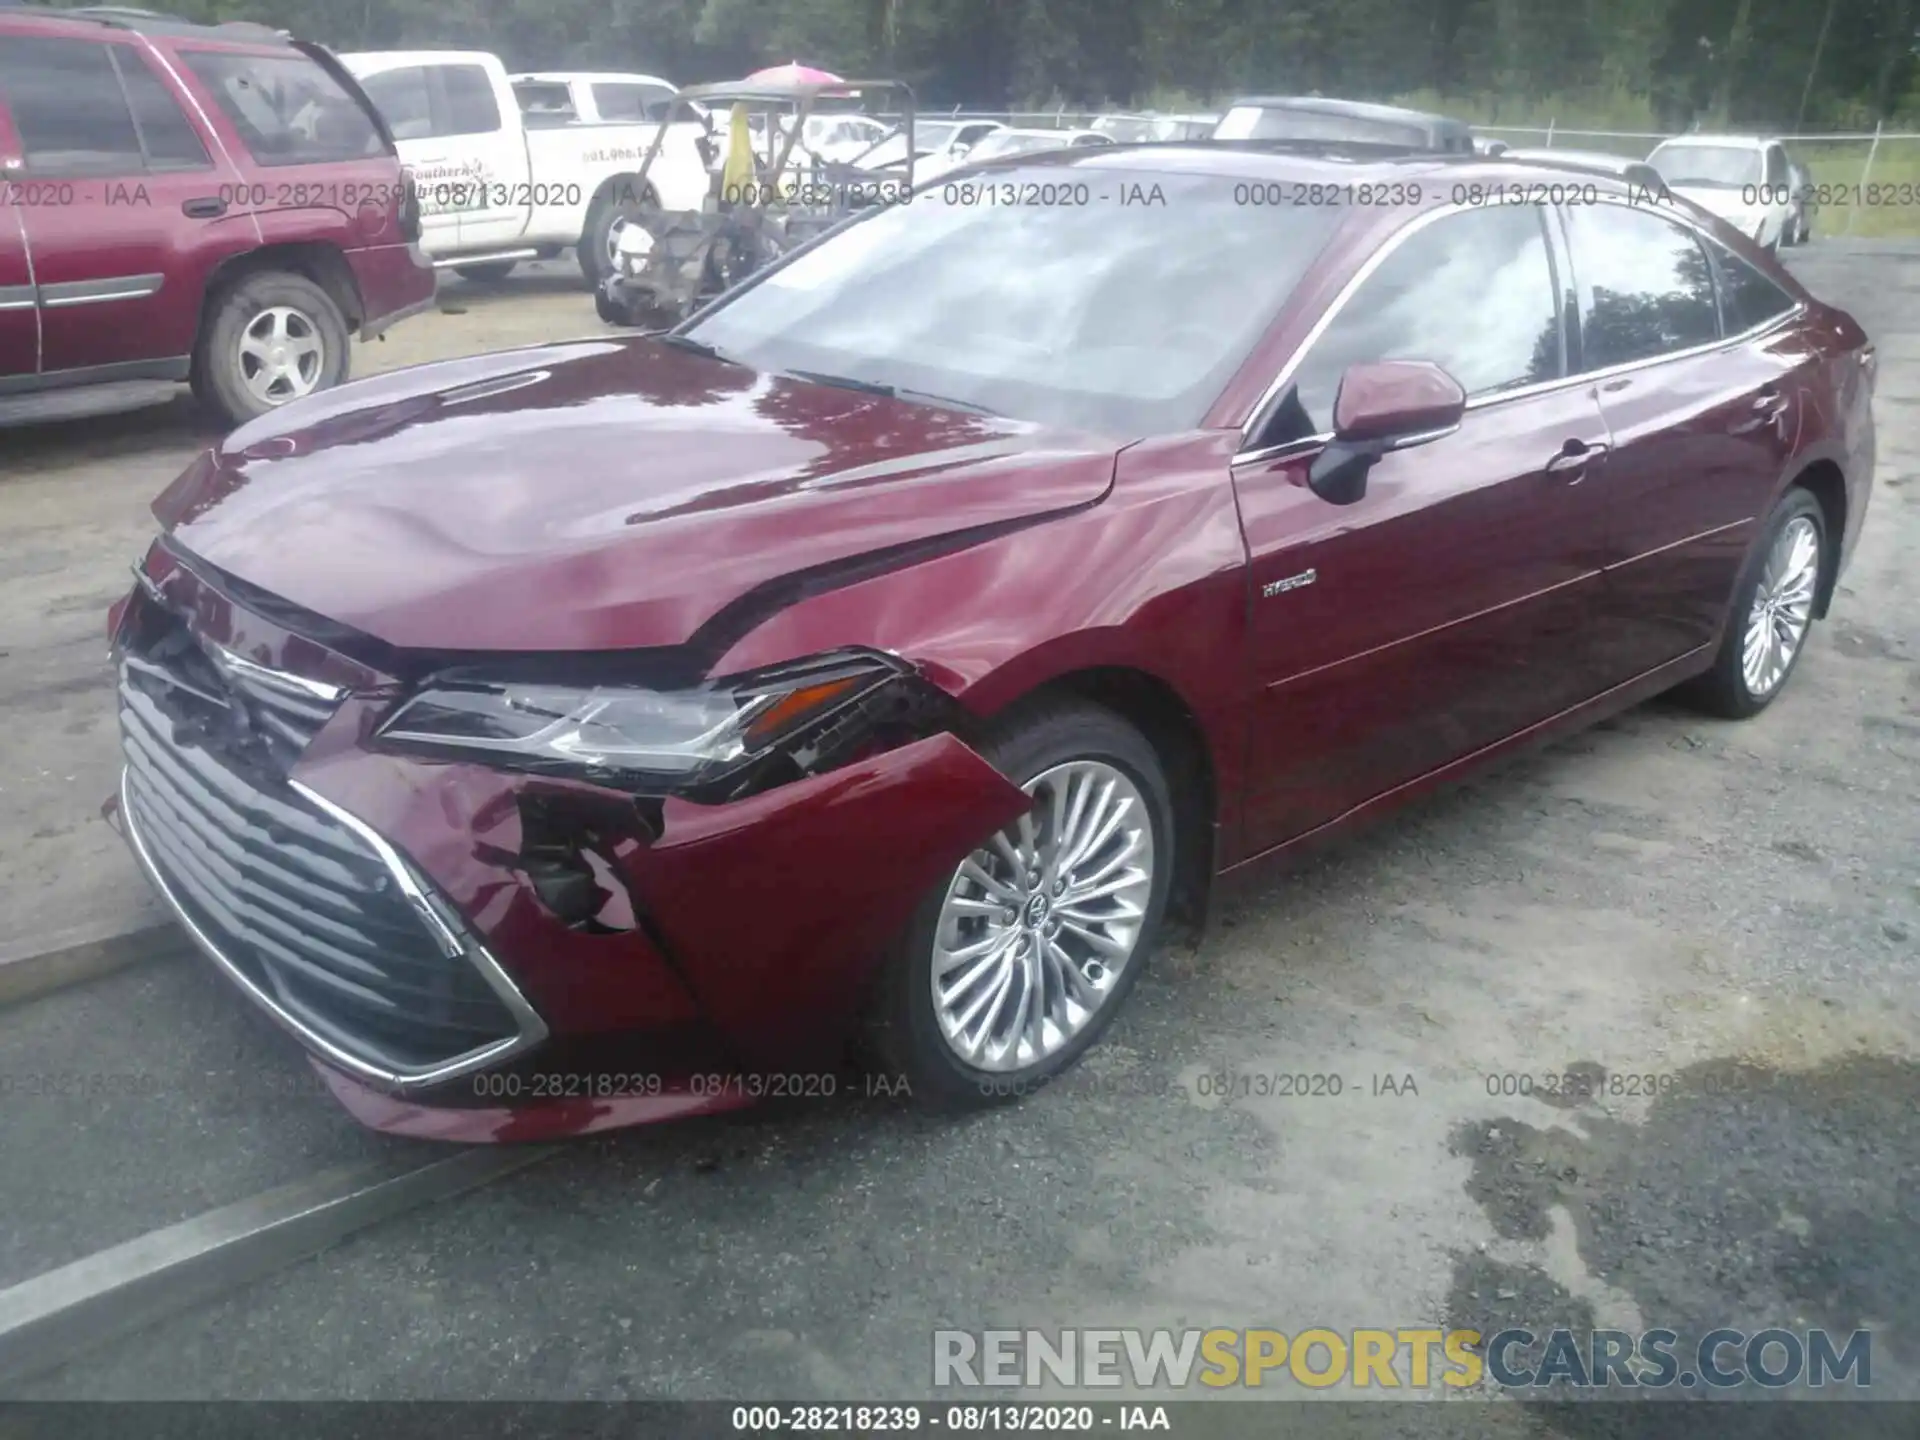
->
(278, 707, 1027, 1140)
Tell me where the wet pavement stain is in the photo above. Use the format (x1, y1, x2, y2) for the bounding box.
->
(1444, 1055, 1920, 1432)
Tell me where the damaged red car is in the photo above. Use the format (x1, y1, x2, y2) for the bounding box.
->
(108, 145, 1875, 1141)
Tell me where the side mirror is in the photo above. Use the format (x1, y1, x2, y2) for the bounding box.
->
(1308, 360, 1466, 505)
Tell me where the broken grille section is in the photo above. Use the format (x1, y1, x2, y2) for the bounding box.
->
(117, 606, 528, 1079)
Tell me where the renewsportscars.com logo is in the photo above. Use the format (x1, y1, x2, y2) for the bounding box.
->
(932, 1327, 1872, 1391)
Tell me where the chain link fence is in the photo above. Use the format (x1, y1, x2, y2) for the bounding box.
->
(925, 108, 1920, 238)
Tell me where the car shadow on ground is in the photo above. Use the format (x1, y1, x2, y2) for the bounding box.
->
(0, 395, 216, 473)
(434, 262, 593, 311)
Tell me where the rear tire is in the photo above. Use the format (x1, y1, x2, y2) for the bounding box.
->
(191, 270, 349, 428)
(452, 260, 517, 283)
(1676, 488, 1826, 719)
(867, 699, 1175, 1110)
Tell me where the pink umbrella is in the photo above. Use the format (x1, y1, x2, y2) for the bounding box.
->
(747, 61, 844, 85)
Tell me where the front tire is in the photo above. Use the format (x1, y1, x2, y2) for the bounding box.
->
(1678, 488, 1826, 719)
(868, 699, 1175, 1109)
(191, 270, 349, 427)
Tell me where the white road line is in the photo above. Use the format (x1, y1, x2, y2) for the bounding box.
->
(0, 1146, 554, 1389)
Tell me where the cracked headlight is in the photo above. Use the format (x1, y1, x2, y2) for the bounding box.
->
(376, 651, 908, 795)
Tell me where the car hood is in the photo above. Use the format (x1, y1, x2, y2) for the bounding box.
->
(155, 336, 1119, 656)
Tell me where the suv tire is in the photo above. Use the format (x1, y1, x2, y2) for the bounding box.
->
(193, 271, 349, 427)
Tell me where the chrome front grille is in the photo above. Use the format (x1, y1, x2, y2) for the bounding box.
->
(116, 609, 541, 1085)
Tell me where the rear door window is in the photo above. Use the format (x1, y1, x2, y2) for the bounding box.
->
(1270, 204, 1563, 442)
(118, 50, 211, 170)
(1714, 244, 1796, 335)
(0, 34, 145, 174)
(1563, 203, 1720, 370)
(181, 49, 385, 165)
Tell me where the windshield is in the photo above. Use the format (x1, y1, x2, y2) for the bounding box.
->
(1650, 143, 1762, 188)
(1093, 117, 1157, 143)
(915, 121, 960, 150)
(683, 166, 1342, 435)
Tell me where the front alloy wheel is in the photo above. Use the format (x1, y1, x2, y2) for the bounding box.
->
(930, 759, 1155, 1073)
(870, 699, 1174, 1106)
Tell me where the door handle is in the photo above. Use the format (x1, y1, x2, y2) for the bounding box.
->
(1731, 386, 1790, 435)
(1545, 439, 1609, 481)
(181, 196, 227, 218)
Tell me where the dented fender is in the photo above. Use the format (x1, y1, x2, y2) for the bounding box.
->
(293, 709, 1029, 1074)
(631, 731, 1031, 1070)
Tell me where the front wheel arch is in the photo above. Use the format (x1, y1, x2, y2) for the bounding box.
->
(980, 667, 1218, 942)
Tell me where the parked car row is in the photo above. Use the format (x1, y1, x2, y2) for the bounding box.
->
(0, 1, 1831, 434)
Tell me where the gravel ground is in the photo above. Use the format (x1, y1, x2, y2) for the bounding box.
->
(0, 245, 1914, 1415)
(0, 266, 597, 949)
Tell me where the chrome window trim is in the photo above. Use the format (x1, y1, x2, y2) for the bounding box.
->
(1236, 192, 1809, 458)
(121, 766, 549, 1090)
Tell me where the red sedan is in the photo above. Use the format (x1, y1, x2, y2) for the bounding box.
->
(108, 145, 1875, 1141)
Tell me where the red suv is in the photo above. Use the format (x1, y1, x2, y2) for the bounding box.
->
(0, 5, 435, 426)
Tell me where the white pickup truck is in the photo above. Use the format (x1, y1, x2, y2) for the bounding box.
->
(339, 50, 708, 283)
(509, 71, 681, 124)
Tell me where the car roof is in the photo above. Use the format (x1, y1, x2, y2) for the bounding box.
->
(1650, 134, 1772, 150)
(340, 49, 498, 67)
(511, 71, 675, 86)
(1224, 95, 1466, 128)
(1503, 148, 1653, 171)
(0, 2, 291, 47)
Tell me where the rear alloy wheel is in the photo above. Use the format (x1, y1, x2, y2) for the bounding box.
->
(193, 271, 348, 426)
(870, 700, 1174, 1107)
(1679, 488, 1826, 719)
